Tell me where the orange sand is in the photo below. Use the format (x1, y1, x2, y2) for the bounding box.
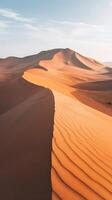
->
(23, 49, 112, 200)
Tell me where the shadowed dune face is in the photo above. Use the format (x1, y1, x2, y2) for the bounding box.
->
(1, 48, 112, 200)
(0, 77, 55, 200)
(0, 78, 44, 115)
(75, 80, 112, 91)
(74, 80, 112, 116)
(74, 89, 112, 117)
(75, 53, 105, 71)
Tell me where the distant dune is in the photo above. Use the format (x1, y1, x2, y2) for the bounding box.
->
(104, 62, 112, 67)
(0, 48, 112, 200)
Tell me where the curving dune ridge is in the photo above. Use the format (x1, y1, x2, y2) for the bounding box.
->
(23, 49, 112, 200)
(0, 48, 112, 199)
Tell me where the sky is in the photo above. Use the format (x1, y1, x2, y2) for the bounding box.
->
(0, 0, 112, 61)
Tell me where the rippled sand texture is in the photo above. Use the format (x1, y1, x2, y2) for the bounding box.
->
(23, 49, 112, 200)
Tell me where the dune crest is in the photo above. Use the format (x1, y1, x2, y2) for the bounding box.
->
(0, 48, 112, 199)
(22, 48, 112, 200)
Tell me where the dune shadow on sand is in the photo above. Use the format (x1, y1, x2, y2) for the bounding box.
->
(73, 80, 112, 116)
(0, 77, 55, 200)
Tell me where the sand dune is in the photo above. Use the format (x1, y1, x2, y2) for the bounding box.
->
(23, 49, 112, 199)
(0, 48, 112, 199)
(0, 85, 54, 200)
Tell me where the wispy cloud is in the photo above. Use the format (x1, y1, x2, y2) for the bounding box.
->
(0, 8, 32, 22)
(24, 20, 108, 44)
(0, 9, 112, 61)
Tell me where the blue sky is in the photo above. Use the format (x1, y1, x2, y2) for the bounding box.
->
(0, 0, 112, 61)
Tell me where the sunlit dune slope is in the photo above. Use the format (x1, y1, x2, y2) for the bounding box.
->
(23, 49, 112, 200)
